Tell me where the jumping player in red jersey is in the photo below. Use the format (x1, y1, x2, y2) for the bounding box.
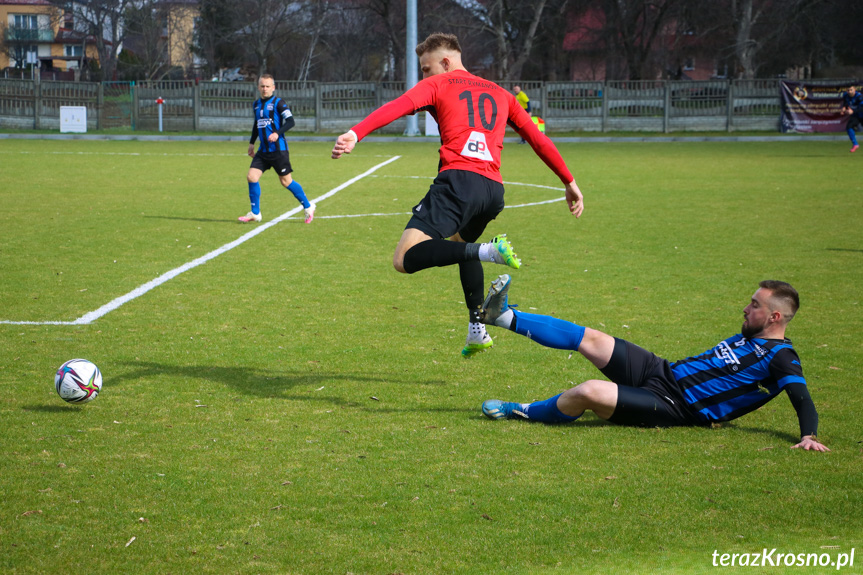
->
(331, 32, 584, 357)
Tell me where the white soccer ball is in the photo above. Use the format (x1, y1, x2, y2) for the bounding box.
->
(55, 359, 102, 404)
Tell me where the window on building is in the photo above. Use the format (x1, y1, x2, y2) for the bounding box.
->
(14, 14, 39, 29)
(65, 44, 83, 57)
(25, 45, 38, 65)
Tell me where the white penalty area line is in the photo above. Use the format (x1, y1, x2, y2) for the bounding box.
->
(1, 155, 401, 326)
(311, 195, 565, 221)
(312, 178, 565, 220)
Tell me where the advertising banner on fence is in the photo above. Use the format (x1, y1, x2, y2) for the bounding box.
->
(780, 81, 860, 132)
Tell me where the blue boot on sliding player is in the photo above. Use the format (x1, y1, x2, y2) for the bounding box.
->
(482, 399, 528, 420)
(490, 235, 521, 269)
(462, 322, 493, 358)
(481, 274, 513, 325)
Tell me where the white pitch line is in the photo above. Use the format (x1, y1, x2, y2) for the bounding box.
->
(0, 156, 401, 326)
(0, 150, 394, 158)
(311, 195, 565, 221)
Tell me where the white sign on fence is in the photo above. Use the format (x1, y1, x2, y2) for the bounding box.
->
(60, 106, 87, 133)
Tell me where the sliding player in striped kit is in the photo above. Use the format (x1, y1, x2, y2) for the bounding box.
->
(240, 74, 315, 224)
(331, 32, 584, 357)
(480, 276, 829, 452)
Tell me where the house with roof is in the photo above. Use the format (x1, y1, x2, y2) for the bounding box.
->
(1, 0, 100, 76)
(563, 6, 722, 81)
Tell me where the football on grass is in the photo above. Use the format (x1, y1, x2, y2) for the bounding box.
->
(55, 359, 102, 403)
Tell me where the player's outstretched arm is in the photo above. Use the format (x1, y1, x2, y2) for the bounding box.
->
(565, 180, 584, 218)
(332, 130, 358, 159)
(791, 435, 830, 452)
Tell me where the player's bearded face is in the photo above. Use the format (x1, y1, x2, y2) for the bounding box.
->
(741, 316, 766, 339)
(741, 289, 771, 339)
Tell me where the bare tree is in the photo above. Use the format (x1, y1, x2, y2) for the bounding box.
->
(233, 0, 300, 76)
(364, 0, 406, 81)
(297, 1, 332, 84)
(603, 0, 682, 80)
(444, 0, 554, 80)
(121, 1, 170, 80)
(52, 0, 133, 80)
(193, 0, 245, 77)
(727, 0, 822, 78)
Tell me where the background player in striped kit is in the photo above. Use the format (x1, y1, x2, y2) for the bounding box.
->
(480, 276, 829, 452)
(840, 85, 863, 153)
(240, 74, 315, 224)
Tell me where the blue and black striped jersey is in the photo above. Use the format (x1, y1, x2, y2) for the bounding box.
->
(843, 91, 863, 117)
(251, 96, 293, 152)
(671, 335, 805, 423)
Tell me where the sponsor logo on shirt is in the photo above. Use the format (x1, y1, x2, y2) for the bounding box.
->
(715, 341, 740, 366)
(461, 131, 493, 161)
(257, 119, 272, 129)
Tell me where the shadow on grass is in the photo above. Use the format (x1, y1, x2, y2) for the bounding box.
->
(723, 422, 800, 445)
(825, 248, 863, 253)
(21, 404, 86, 413)
(144, 215, 308, 224)
(105, 360, 449, 404)
(143, 215, 236, 223)
(473, 414, 613, 427)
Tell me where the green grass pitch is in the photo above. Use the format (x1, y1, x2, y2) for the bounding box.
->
(1, 137, 861, 574)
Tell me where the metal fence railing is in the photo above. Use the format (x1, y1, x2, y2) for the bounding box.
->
(0, 77, 819, 133)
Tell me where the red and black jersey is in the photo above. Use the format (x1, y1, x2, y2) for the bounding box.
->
(351, 70, 573, 185)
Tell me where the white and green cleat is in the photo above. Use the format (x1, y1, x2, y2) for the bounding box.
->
(491, 234, 521, 269)
(461, 323, 493, 358)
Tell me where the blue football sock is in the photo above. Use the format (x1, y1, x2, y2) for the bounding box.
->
(248, 182, 261, 214)
(523, 393, 581, 423)
(848, 127, 859, 147)
(286, 180, 310, 209)
(512, 310, 585, 351)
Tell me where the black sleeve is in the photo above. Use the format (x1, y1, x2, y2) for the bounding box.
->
(250, 100, 258, 144)
(277, 114, 295, 136)
(785, 381, 818, 438)
(276, 100, 295, 137)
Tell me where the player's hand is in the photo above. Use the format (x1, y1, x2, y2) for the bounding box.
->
(247, 144, 255, 157)
(268, 133, 279, 143)
(564, 180, 584, 218)
(332, 131, 357, 159)
(791, 435, 830, 452)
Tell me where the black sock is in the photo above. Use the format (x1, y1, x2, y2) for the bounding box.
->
(403, 240, 478, 274)
(459, 260, 485, 322)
